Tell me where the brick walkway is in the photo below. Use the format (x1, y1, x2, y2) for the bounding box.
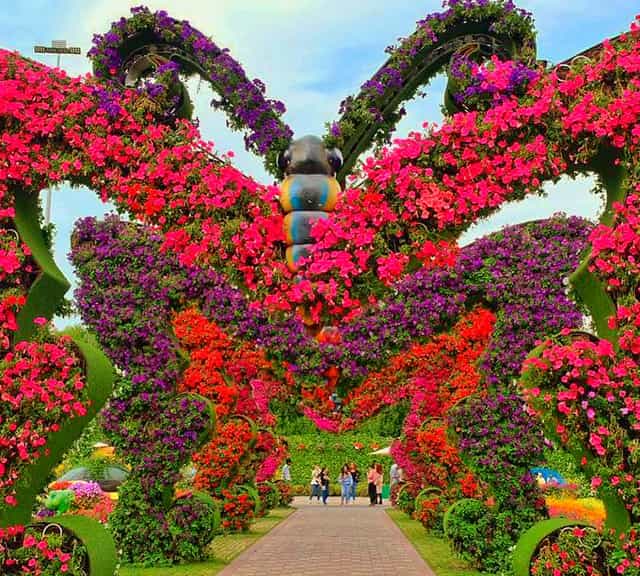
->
(216, 497, 436, 576)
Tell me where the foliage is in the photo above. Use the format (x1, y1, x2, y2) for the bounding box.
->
(165, 494, 220, 563)
(257, 483, 279, 514)
(414, 494, 448, 533)
(542, 448, 591, 498)
(272, 480, 293, 507)
(530, 526, 606, 576)
(285, 431, 393, 492)
(56, 416, 108, 471)
(0, 525, 88, 575)
(444, 499, 493, 568)
(355, 402, 410, 438)
(119, 508, 294, 576)
(448, 392, 547, 571)
(387, 508, 484, 576)
(396, 483, 421, 516)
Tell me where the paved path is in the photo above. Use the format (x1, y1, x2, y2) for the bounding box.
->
(216, 497, 436, 576)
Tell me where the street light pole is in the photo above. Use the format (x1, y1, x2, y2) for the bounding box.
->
(33, 40, 81, 224)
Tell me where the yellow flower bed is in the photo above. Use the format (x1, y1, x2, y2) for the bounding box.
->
(545, 496, 606, 529)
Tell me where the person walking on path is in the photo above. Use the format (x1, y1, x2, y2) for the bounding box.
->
(367, 463, 378, 506)
(338, 464, 353, 506)
(349, 462, 360, 503)
(282, 458, 292, 482)
(390, 462, 399, 487)
(375, 463, 384, 504)
(310, 465, 321, 502)
(320, 466, 330, 505)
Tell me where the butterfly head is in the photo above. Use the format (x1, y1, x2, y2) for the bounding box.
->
(278, 135, 342, 176)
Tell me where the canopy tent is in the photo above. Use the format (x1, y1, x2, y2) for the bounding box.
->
(368, 446, 391, 456)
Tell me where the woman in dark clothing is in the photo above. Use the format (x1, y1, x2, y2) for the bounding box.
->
(367, 463, 378, 506)
(320, 466, 330, 505)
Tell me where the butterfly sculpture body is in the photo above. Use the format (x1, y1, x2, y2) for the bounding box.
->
(1, 1, 640, 573)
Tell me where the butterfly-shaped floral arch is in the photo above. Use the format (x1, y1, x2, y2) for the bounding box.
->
(1, 0, 640, 572)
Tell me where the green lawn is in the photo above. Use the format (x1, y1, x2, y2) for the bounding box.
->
(386, 509, 485, 576)
(119, 508, 295, 576)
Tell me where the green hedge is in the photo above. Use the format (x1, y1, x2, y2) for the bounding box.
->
(285, 432, 394, 494)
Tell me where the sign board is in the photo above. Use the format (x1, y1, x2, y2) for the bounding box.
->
(34, 45, 81, 55)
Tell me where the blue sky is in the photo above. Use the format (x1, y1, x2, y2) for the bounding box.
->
(1, 0, 638, 326)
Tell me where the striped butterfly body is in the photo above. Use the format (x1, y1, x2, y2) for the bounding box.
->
(278, 135, 342, 274)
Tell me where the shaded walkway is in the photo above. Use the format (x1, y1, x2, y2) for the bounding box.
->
(216, 497, 436, 576)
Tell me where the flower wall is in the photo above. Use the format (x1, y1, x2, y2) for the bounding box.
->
(72, 217, 288, 560)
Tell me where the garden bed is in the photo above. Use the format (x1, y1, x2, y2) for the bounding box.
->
(387, 509, 484, 576)
(119, 508, 294, 576)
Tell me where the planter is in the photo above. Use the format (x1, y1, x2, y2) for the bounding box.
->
(512, 517, 591, 576)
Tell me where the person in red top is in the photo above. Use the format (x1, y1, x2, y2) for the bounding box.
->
(375, 463, 384, 504)
(367, 463, 378, 506)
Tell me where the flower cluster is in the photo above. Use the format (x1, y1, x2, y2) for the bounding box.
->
(220, 489, 255, 533)
(347, 308, 492, 501)
(0, 48, 294, 312)
(166, 494, 220, 563)
(40, 481, 115, 524)
(0, 228, 34, 351)
(531, 526, 605, 576)
(326, 215, 589, 396)
(0, 336, 88, 507)
(414, 494, 448, 532)
(1, 17, 637, 327)
(90, 6, 292, 173)
(193, 420, 257, 494)
(296, 20, 640, 321)
(448, 392, 547, 570)
(522, 332, 640, 522)
(324, 0, 536, 163)
(449, 54, 539, 110)
(174, 308, 288, 493)
(590, 191, 640, 293)
(0, 525, 86, 575)
(545, 496, 606, 529)
(71, 217, 216, 563)
(256, 482, 279, 514)
(174, 308, 283, 426)
(3, 3, 640, 572)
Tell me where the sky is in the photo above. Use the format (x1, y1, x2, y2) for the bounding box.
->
(1, 0, 638, 326)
